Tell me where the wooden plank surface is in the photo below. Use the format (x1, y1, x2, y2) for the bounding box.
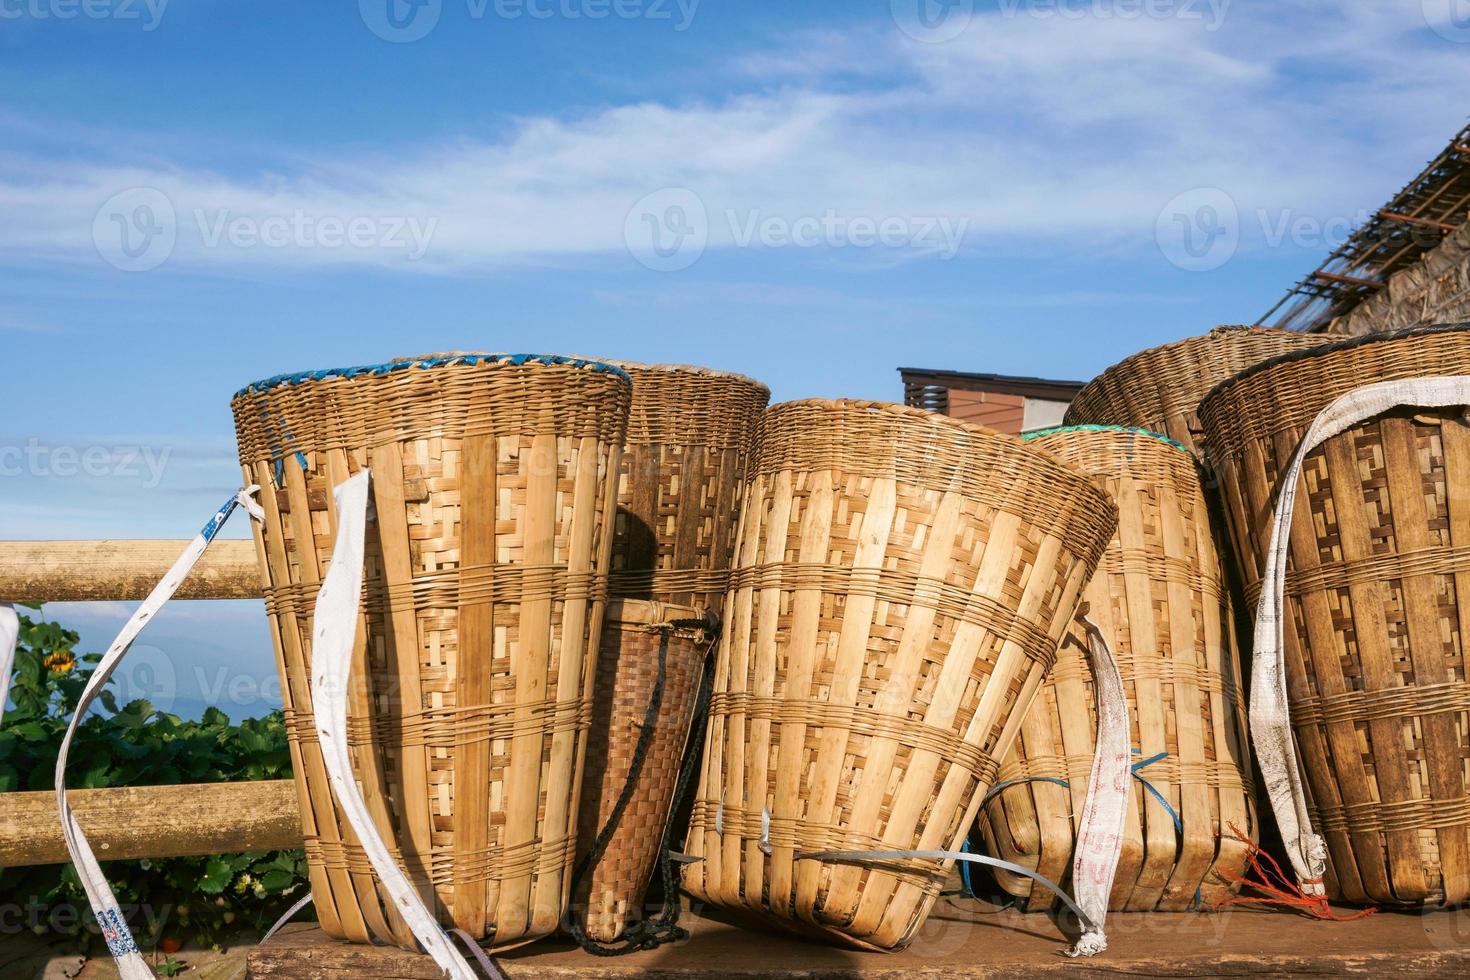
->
(0, 539, 261, 601)
(249, 898, 1470, 978)
(0, 779, 300, 866)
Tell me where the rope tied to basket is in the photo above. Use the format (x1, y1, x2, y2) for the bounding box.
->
(1210, 824, 1375, 922)
(566, 610, 721, 956)
(979, 750, 1183, 835)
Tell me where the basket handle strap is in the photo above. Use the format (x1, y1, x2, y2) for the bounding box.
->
(311, 469, 496, 980)
(0, 603, 18, 722)
(1067, 614, 1130, 956)
(1253, 375, 1470, 895)
(53, 487, 265, 980)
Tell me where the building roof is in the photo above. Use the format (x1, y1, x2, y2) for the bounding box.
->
(898, 367, 1086, 414)
(1258, 121, 1470, 332)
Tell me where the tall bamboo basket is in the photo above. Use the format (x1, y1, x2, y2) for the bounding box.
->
(1065, 326, 1326, 458)
(1198, 323, 1470, 906)
(975, 425, 1255, 912)
(682, 400, 1118, 950)
(573, 599, 712, 942)
(231, 353, 630, 950)
(562, 360, 765, 941)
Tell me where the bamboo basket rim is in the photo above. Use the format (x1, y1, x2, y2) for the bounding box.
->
(569, 354, 769, 393)
(234, 352, 630, 399)
(766, 397, 1116, 512)
(1065, 324, 1317, 425)
(401, 351, 770, 394)
(1022, 423, 1192, 456)
(1197, 321, 1470, 412)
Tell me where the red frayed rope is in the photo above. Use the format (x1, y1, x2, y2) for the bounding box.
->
(1211, 824, 1375, 922)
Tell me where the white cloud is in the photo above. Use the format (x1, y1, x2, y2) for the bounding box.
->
(0, 2, 1464, 273)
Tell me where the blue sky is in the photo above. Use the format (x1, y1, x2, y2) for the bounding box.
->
(3, 0, 1468, 717)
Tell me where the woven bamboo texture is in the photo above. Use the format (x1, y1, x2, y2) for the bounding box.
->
(601, 360, 768, 611)
(573, 599, 711, 942)
(231, 353, 630, 950)
(681, 400, 1117, 950)
(1065, 326, 1326, 458)
(1198, 323, 1470, 906)
(975, 426, 1255, 912)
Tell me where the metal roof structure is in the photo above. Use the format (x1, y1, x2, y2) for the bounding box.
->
(1258, 121, 1470, 332)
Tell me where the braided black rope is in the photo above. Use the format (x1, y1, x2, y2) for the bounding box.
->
(566, 610, 720, 956)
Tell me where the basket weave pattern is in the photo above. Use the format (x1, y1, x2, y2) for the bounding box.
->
(232, 356, 629, 949)
(682, 400, 1117, 950)
(575, 600, 710, 942)
(1199, 324, 1470, 906)
(606, 362, 768, 610)
(977, 428, 1255, 912)
(1064, 326, 1325, 457)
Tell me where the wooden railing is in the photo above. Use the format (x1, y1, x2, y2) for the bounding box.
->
(1, 539, 303, 866)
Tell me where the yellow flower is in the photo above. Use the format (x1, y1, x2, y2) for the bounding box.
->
(42, 651, 76, 674)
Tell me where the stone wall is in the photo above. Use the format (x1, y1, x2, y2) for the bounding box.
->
(1328, 221, 1470, 335)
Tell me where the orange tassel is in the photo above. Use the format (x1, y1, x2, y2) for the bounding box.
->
(1212, 824, 1375, 922)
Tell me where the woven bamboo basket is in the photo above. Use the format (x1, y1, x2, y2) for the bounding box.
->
(230, 353, 630, 950)
(1198, 323, 1470, 906)
(568, 360, 766, 941)
(1065, 326, 1326, 458)
(681, 400, 1118, 950)
(572, 599, 713, 942)
(975, 425, 1255, 912)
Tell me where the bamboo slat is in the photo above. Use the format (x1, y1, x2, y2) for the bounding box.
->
(681, 400, 1117, 950)
(231, 353, 630, 950)
(1064, 326, 1326, 458)
(0, 780, 300, 867)
(0, 539, 259, 601)
(975, 426, 1255, 912)
(1198, 323, 1470, 906)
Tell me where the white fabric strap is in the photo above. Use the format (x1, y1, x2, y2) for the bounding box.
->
(1064, 614, 1130, 957)
(1253, 375, 1470, 894)
(55, 487, 263, 980)
(311, 470, 482, 979)
(0, 603, 19, 722)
